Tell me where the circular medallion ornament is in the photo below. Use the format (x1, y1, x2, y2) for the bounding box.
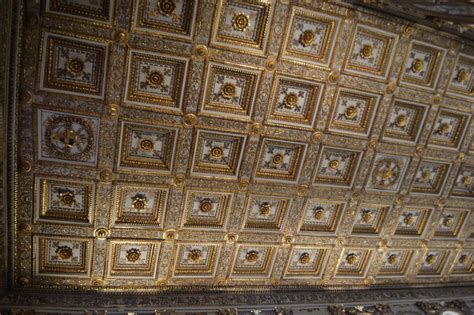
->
(66, 58, 84, 76)
(232, 13, 250, 31)
(272, 153, 284, 165)
(139, 139, 154, 152)
(404, 213, 416, 225)
(395, 115, 408, 128)
(159, 0, 176, 15)
(126, 248, 141, 262)
(147, 71, 163, 88)
(221, 83, 236, 99)
(346, 253, 358, 265)
(56, 245, 73, 260)
(299, 252, 311, 265)
(210, 146, 224, 159)
(259, 203, 271, 216)
(199, 199, 213, 213)
(299, 30, 315, 47)
(344, 106, 358, 119)
(284, 92, 299, 109)
(411, 59, 424, 73)
(457, 68, 469, 83)
(246, 250, 259, 263)
(188, 249, 202, 261)
(360, 44, 373, 59)
(45, 115, 94, 160)
(314, 207, 325, 220)
(59, 190, 75, 207)
(329, 159, 340, 170)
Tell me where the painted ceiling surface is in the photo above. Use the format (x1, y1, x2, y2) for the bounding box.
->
(11, 0, 474, 293)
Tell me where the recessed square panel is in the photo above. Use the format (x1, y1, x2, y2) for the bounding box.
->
(242, 194, 291, 231)
(351, 204, 389, 235)
(132, 0, 197, 40)
(451, 251, 473, 275)
(37, 109, 100, 166)
(327, 87, 380, 138)
(107, 240, 159, 279)
(254, 138, 307, 183)
(173, 244, 220, 278)
(395, 207, 432, 237)
(336, 249, 372, 278)
(344, 24, 398, 80)
(382, 99, 429, 144)
(230, 245, 276, 278)
(45, 0, 114, 24)
(117, 121, 178, 173)
(191, 130, 247, 178)
(313, 146, 363, 188)
(447, 54, 474, 98)
(124, 49, 189, 112)
(200, 62, 261, 119)
(39, 33, 108, 98)
(35, 176, 95, 225)
(266, 74, 324, 129)
(378, 249, 413, 278)
(366, 154, 410, 193)
(112, 183, 168, 227)
(181, 190, 233, 229)
(35, 236, 92, 278)
(283, 247, 327, 279)
(418, 250, 449, 277)
(434, 209, 468, 239)
(211, 0, 273, 55)
(299, 199, 345, 234)
(452, 165, 474, 198)
(428, 108, 471, 150)
(410, 160, 451, 195)
(400, 41, 446, 90)
(282, 7, 341, 67)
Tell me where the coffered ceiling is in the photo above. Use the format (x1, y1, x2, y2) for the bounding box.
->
(6, 0, 474, 294)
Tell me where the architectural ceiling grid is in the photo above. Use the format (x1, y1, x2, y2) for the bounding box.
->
(9, 0, 474, 293)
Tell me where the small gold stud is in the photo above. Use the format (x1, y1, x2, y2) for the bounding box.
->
(312, 131, 323, 143)
(250, 122, 263, 135)
(328, 71, 340, 84)
(194, 44, 209, 59)
(99, 169, 113, 182)
(296, 184, 308, 197)
(265, 56, 277, 71)
(94, 227, 110, 240)
(114, 31, 128, 43)
(182, 113, 197, 127)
